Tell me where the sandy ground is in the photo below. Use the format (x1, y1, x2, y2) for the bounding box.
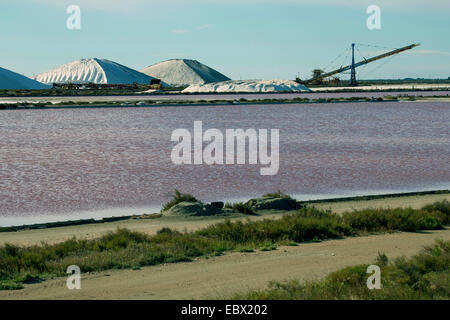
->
(1, 228, 448, 300)
(1, 193, 449, 247)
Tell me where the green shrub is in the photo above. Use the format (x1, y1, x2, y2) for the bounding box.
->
(262, 190, 293, 199)
(0, 280, 24, 290)
(342, 207, 445, 232)
(422, 200, 450, 224)
(233, 202, 256, 215)
(297, 207, 338, 220)
(162, 190, 199, 212)
(156, 227, 181, 235)
(197, 214, 353, 244)
(224, 202, 255, 215)
(224, 202, 233, 209)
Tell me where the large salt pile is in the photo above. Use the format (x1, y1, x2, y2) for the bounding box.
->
(35, 58, 165, 85)
(182, 80, 310, 93)
(140, 59, 230, 86)
(0, 66, 50, 90)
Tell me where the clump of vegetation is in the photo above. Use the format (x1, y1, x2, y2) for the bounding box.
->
(341, 205, 448, 232)
(384, 95, 399, 100)
(422, 200, 450, 224)
(161, 190, 199, 212)
(292, 97, 311, 103)
(0, 280, 23, 290)
(224, 202, 256, 215)
(197, 210, 353, 244)
(230, 239, 450, 300)
(245, 191, 302, 211)
(262, 190, 293, 199)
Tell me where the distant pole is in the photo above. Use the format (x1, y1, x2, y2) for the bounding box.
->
(350, 43, 357, 86)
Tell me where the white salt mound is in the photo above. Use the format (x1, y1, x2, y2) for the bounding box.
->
(0, 66, 50, 90)
(140, 59, 230, 86)
(182, 80, 311, 93)
(35, 58, 166, 85)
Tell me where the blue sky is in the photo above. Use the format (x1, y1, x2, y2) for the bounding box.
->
(1, 0, 449, 80)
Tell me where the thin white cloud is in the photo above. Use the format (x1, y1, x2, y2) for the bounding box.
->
(173, 29, 188, 34)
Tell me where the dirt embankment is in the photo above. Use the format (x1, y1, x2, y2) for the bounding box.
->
(1, 193, 449, 247)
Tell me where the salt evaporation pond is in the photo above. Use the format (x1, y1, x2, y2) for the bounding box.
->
(0, 101, 449, 226)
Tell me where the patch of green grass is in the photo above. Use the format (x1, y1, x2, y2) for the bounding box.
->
(0, 280, 24, 290)
(161, 190, 199, 212)
(262, 190, 293, 199)
(197, 210, 353, 244)
(422, 200, 450, 224)
(341, 204, 449, 232)
(224, 202, 256, 215)
(233, 203, 256, 215)
(260, 243, 277, 251)
(230, 239, 450, 300)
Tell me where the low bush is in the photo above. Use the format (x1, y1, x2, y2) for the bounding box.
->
(196, 212, 353, 244)
(422, 200, 450, 224)
(342, 206, 446, 232)
(231, 202, 256, 215)
(161, 190, 199, 212)
(262, 190, 293, 199)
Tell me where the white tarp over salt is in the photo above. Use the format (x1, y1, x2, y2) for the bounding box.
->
(182, 80, 310, 93)
(35, 58, 165, 85)
(141, 59, 230, 86)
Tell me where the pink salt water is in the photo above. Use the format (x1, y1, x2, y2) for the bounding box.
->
(0, 101, 449, 225)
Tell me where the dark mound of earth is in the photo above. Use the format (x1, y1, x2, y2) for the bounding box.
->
(245, 197, 302, 211)
(164, 201, 225, 216)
